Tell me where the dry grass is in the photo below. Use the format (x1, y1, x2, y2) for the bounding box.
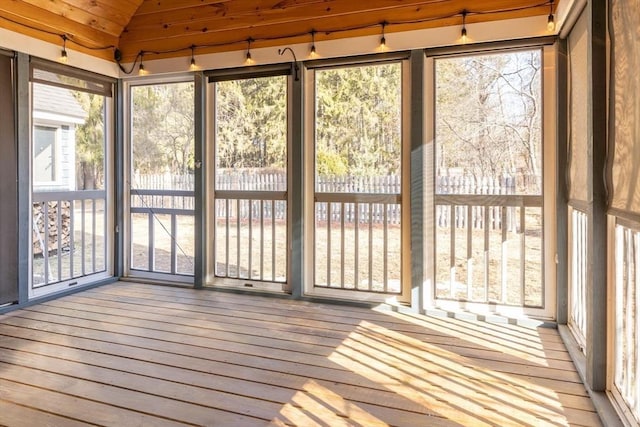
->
(435, 209, 543, 307)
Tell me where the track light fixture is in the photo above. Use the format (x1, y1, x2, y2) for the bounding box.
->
(379, 22, 388, 51)
(245, 38, 255, 65)
(59, 34, 68, 63)
(461, 10, 468, 44)
(309, 30, 318, 58)
(547, 0, 555, 32)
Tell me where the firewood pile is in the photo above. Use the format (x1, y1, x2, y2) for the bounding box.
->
(32, 201, 71, 256)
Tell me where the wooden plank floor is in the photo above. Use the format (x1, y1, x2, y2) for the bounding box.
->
(0, 282, 601, 426)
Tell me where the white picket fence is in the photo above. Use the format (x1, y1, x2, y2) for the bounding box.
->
(437, 175, 515, 195)
(436, 173, 540, 232)
(133, 172, 534, 194)
(436, 173, 540, 195)
(134, 172, 403, 193)
(133, 173, 194, 191)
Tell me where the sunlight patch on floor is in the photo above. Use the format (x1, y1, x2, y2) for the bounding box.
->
(329, 320, 572, 427)
(273, 380, 389, 427)
(376, 309, 553, 366)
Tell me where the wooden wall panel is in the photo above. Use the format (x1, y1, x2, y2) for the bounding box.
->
(18, 0, 125, 36)
(56, 0, 140, 28)
(0, 0, 141, 60)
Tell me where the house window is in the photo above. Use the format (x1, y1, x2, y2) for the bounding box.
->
(33, 125, 57, 183)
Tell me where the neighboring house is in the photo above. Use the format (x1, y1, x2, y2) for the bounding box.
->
(32, 81, 87, 192)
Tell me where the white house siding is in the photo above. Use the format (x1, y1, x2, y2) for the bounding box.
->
(32, 82, 86, 192)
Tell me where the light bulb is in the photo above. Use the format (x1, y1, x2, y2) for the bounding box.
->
(59, 35, 68, 63)
(189, 46, 198, 71)
(309, 31, 318, 58)
(546, 0, 555, 32)
(379, 36, 387, 51)
(137, 52, 148, 75)
(378, 22, 388, 52)
(245, 39, 255, 65)
(460, 10, 468, 44)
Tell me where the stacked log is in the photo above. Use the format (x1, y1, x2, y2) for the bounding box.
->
(32, 201, 71, 256)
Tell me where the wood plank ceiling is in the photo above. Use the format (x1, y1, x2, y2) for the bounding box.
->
(0, 0, 556, 63)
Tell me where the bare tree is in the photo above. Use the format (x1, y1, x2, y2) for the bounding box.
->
(436, 50, 542, 194)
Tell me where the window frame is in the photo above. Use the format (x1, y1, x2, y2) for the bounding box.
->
(426, 41, 557, 319)
(204, 65, 293, 292)
(303, 54, 412, 303)
(28, 60, 116, 298)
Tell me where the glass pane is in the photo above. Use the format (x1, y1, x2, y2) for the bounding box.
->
(315, 63, 401, 193)
(82, 199, 96, 274)
(131, 213, 149, 271)
(74, 92, 106, 190)
(131, 82, 195, 189)
(434, 50, 544, 308)
(130, 82, 195, 276)
(524, 207, 543, 307)
(313, 62, 403, 295)
(33, 81, 106, 192)
(176, 215, 195, 275)
(153, 214, 172, 273)
(215, 76, 287, 191)
(614, 225, 640, 423)
(435, 50, 542, 196)
(31, 72, 109, 289)
(212, 76, 288, 284)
